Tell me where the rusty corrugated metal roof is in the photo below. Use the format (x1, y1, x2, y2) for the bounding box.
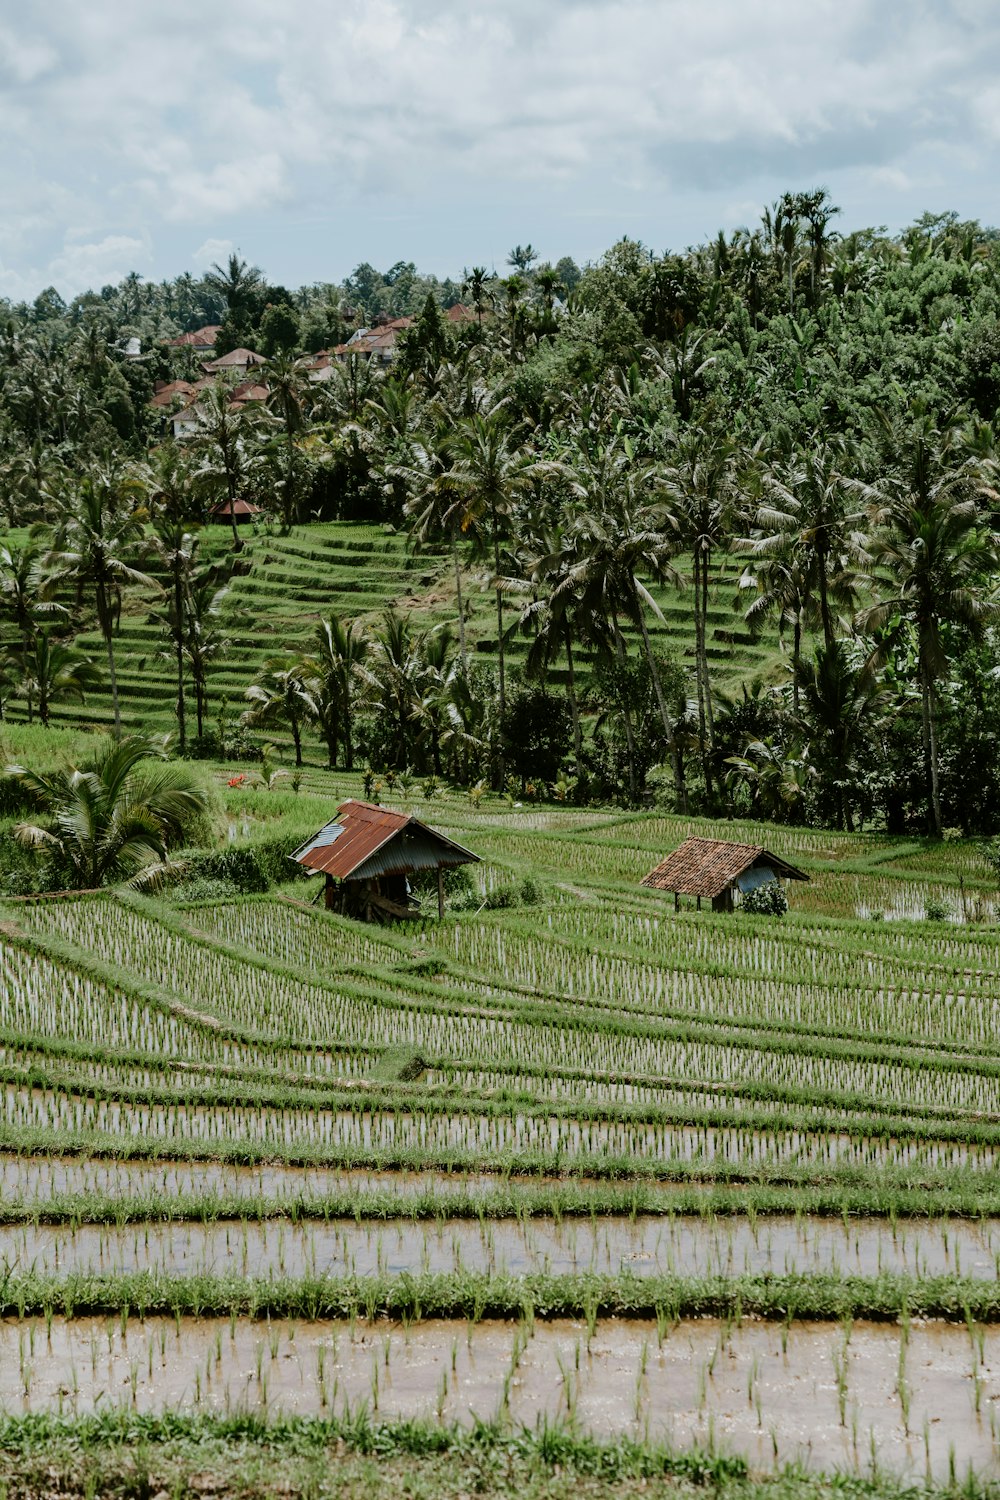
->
(290, 799, 479, 881)
(640, 837, 808, 899)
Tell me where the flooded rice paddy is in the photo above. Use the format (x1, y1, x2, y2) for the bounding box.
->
(6, 1312, 1000, 1480)
(4, 1212, 1000, 1281)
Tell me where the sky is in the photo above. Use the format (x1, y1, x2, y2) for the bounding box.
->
(1, 0, 999, 302)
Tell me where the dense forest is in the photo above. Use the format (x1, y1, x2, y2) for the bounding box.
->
(4, 191, 1000, 836)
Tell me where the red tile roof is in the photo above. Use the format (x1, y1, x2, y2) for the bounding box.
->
(640, 837, 808, 899)
(202, 347, 266, 371)
(211, 497, 263, 517)
(167, 324, 221, 348)
(290, 799, 478, 881)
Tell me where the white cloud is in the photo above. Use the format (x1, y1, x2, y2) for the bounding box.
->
(192, 238, 234, 269)
(48, 235, 149, 294)
(1, 0, 1000, 294)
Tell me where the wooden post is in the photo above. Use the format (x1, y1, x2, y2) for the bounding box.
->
(696, 895, 701, 911)
(437, 866, 445, 920)
(674, 891, 679, 913)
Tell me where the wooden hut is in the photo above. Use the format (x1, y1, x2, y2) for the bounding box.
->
(640, 836, 808, 912)
(290, 799, 479, 921)
(210, 497, 263, 524)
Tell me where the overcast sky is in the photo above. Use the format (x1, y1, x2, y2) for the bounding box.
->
(1, 0, 998, 301)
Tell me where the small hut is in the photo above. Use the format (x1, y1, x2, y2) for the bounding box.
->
(210, 497, 262, 524)
(290, 799, 479, 922)
(641, 836, 808, 913)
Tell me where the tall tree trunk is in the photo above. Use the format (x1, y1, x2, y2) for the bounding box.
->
(635, 606, 685, 811)
(817, 532, 834, 650)
(565, 635, 583, 765)
(612, 617, 639, 803)
(292, 716, 303, 768)
(174, 566, 186, 752)
(792, 613, 802, 717)
(492, 517, 505, 718)
(98, 582, 121, 739)
(451, 530, 468, 673)
(922, 667, 943, 836)
(195, 680, 205, 739)
(693, 547, 714, 806)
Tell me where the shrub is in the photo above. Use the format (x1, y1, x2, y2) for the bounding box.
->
(741, 880, 788, 917)
(923, 896, 952, 923)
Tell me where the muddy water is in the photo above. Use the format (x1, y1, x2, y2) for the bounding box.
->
(0, 1156, 505, 1202)
(4, 1214, 1000, 1281)
(6, 1314, 1000, 1479)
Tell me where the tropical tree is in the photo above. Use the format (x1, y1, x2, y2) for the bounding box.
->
(794, 640, 885, 831)
(556, 438, 684, 804)
(183, 568, 231, 740)
(7, 628, 101, 727)
(8, 735, 210, 889)
(855, 412, 1000, 834)
(52, 463, 155, 738)
(461, 266, 495, 325)
(243, 659, 316, 766)
(150, 516, 199, 751)
(265, 352, 312, 528)
(444, 406, 536, 725)
(661, 428, 739, 801)
(189, 381, 259, 547)
(299, 613, 368, 769)
(0, 536, 68, 721)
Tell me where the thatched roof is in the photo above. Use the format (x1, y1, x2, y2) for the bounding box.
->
(641, 836, 808, 899)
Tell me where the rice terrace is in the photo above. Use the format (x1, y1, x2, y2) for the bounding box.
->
(9, 88, 1000, 1498)
(2, 720, 1000, 1496)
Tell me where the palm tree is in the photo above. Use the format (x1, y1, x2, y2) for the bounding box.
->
(855, 412, 1000, 835)
(52, 463, 155, 739)
(662, 428, 738, 801)
(461, 266, 495, 326)
(150, 516, 199, 752)
(361, 610, 422, 769)
(0, 536, 68, 721)
(401, 425, 470, 672)
(243, 659, 316, 767)
(794, 640, 884, 831)
(299, 613, 368, 768)
(184, 569, 231, 740)
(445, 406, 535, 724)
(8, 735, 210, 889)
(557, 438, 684, 803)
(750, 444, 860, 652)
(8, 627, 101, 727)
(203, 253, 263, 320)
(189, 381, 259, 548)
(265, 352, 312, 529)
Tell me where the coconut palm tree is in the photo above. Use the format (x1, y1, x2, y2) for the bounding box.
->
(183, 569, 231, 740)
(8, 735, 209, 889)
(298, 613, 368, 769)
(265, 352, 312, 529)
(0, 536, 68, 721)
(855, 411, 1000, 835)
(794, 640, 885, 831)
(444, 406, 536, 724)
(51, 463, 155, 739)
(662, 427, 738, 801)
(461, 266, 495, 326)
(150, 516, 199, 751)
(189, 381, 259, 548)
(8, 628, 101, 727)
(243, 659, 316, 767)
(557, 438, 684, 804)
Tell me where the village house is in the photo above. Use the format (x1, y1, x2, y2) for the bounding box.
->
(641, 837, 809, 913)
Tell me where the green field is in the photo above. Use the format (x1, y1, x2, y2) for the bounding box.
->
(3, 762, 1000, 1493)
(3, 518, 782, 744)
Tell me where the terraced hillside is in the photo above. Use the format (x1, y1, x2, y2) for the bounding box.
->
(11, 519, 782, 742)
(2, 779, 1000, 1486)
